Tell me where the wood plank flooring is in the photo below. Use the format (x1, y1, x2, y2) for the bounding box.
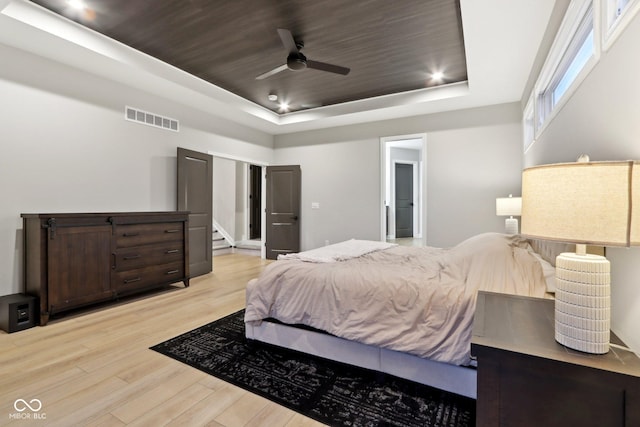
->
(0, 254, 326, 426)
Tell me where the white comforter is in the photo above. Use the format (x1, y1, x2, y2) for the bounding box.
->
(245, 233, 548, 366)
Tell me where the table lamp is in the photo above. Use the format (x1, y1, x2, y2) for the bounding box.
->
(496, 194, 522, 234)
(521, 158, 639, 354)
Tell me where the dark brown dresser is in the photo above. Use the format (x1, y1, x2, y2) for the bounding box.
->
(22, 212, 190, 325)
(471, 291, 640, 427)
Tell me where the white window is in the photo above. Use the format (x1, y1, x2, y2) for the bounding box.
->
(607, 0, 631, 28)
(603, 0, 640, 49)
(551, 25, 594, 106)
(535, 0, 597, 134)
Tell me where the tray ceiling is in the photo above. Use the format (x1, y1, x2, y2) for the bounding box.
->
(28, 0, 468, 114)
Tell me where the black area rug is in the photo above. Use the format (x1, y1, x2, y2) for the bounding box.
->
(150, 310, 475, 427)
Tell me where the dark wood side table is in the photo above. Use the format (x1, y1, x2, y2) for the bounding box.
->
(471, 291, 640, 427)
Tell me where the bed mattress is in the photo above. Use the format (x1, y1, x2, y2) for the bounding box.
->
(245, 233, 549, 366)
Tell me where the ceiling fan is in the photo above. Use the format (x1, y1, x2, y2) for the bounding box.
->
(256, 29, 350, 80)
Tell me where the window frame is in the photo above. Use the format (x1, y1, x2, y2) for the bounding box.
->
(522, 0, 640, 150)
(602, 0, 640, 50)
(533, 0, 600, 138)
(523, 94, 535, 153)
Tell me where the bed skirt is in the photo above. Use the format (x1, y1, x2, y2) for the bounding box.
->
(245, 320, 477, 399)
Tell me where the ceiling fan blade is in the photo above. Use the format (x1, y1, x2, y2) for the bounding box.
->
(256, 64, 288, 80)
(306, 60, 350, 76)
(277, 28, 299, 54)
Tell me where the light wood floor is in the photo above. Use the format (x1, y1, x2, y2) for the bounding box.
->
(0, 254, 327, 427)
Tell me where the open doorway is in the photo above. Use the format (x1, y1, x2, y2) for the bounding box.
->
(249, 164, 262, 240)
(380, 134, 427, 246)
(209, 152, 267, 258)
(207, 152, 301, 259)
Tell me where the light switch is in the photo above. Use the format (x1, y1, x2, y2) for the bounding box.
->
(311, 202, 320, 209)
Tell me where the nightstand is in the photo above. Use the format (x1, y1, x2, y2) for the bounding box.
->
(471, 291, 640, 427)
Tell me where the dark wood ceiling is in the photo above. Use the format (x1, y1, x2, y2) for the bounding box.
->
(30, 0, 468, 114)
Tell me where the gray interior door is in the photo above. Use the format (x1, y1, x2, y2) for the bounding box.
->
(177, 147, 213, 277)
(395, 163, 413, 238)
(266, 165, 301, 260)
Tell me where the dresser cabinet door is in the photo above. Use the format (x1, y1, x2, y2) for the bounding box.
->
(47, 225, 112, 313)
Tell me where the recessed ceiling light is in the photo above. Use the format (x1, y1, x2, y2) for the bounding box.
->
(267, 94, 278, 102)
(431, 71, 444, 82)
(279, 102, 289, 112)
(67, 0, 86, 10)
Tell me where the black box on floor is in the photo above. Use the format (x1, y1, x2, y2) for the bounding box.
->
(0, 294, 37, 333)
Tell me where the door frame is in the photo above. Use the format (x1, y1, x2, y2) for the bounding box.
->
(380, 134, 427, 245)
(208, 150, 268, 258)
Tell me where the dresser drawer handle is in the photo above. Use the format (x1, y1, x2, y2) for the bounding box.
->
(123, 255, 141, 260)
(166, 270, 180, 275)
(124, 277, 142, 284)
(165, 229, 180, 233)
(123, 232, 140, 237)
(165, 249, 179, 254)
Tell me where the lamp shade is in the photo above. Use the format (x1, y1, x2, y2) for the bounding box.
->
(521, 160, 639, 354)
(496, 196, 522, 216)
(521, 161, 639, 247)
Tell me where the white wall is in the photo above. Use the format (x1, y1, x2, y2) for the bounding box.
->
(212, 157, 238, 241)
(0, 42, 274, 296)
(523, 11, 640, 350)
(273, 139, 381, 250)
(427, 122, 523, 246)
(274, 102, 523, 250)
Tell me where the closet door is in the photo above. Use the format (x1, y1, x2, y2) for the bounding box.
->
(47, 225, 112, 313)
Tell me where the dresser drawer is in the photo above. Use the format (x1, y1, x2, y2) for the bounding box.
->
(113, 244, 184, 272)
(115, 222, 184, 248)
(112, 262, 185, 293)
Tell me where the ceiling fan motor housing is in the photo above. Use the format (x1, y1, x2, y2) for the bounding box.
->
(256, 29, 349, 80)
(287, 53, 307, 70)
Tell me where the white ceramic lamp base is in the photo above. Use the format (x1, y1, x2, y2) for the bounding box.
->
(554, 252, 610, 354)
(504, 217, 518, 234)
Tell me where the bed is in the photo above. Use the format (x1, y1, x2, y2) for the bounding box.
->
(244, 232, 558, 398)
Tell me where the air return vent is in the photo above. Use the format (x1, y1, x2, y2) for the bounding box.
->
(125, 106, 179, 132)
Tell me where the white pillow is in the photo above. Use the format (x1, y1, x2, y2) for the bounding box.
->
(531, 251, 557, 293)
